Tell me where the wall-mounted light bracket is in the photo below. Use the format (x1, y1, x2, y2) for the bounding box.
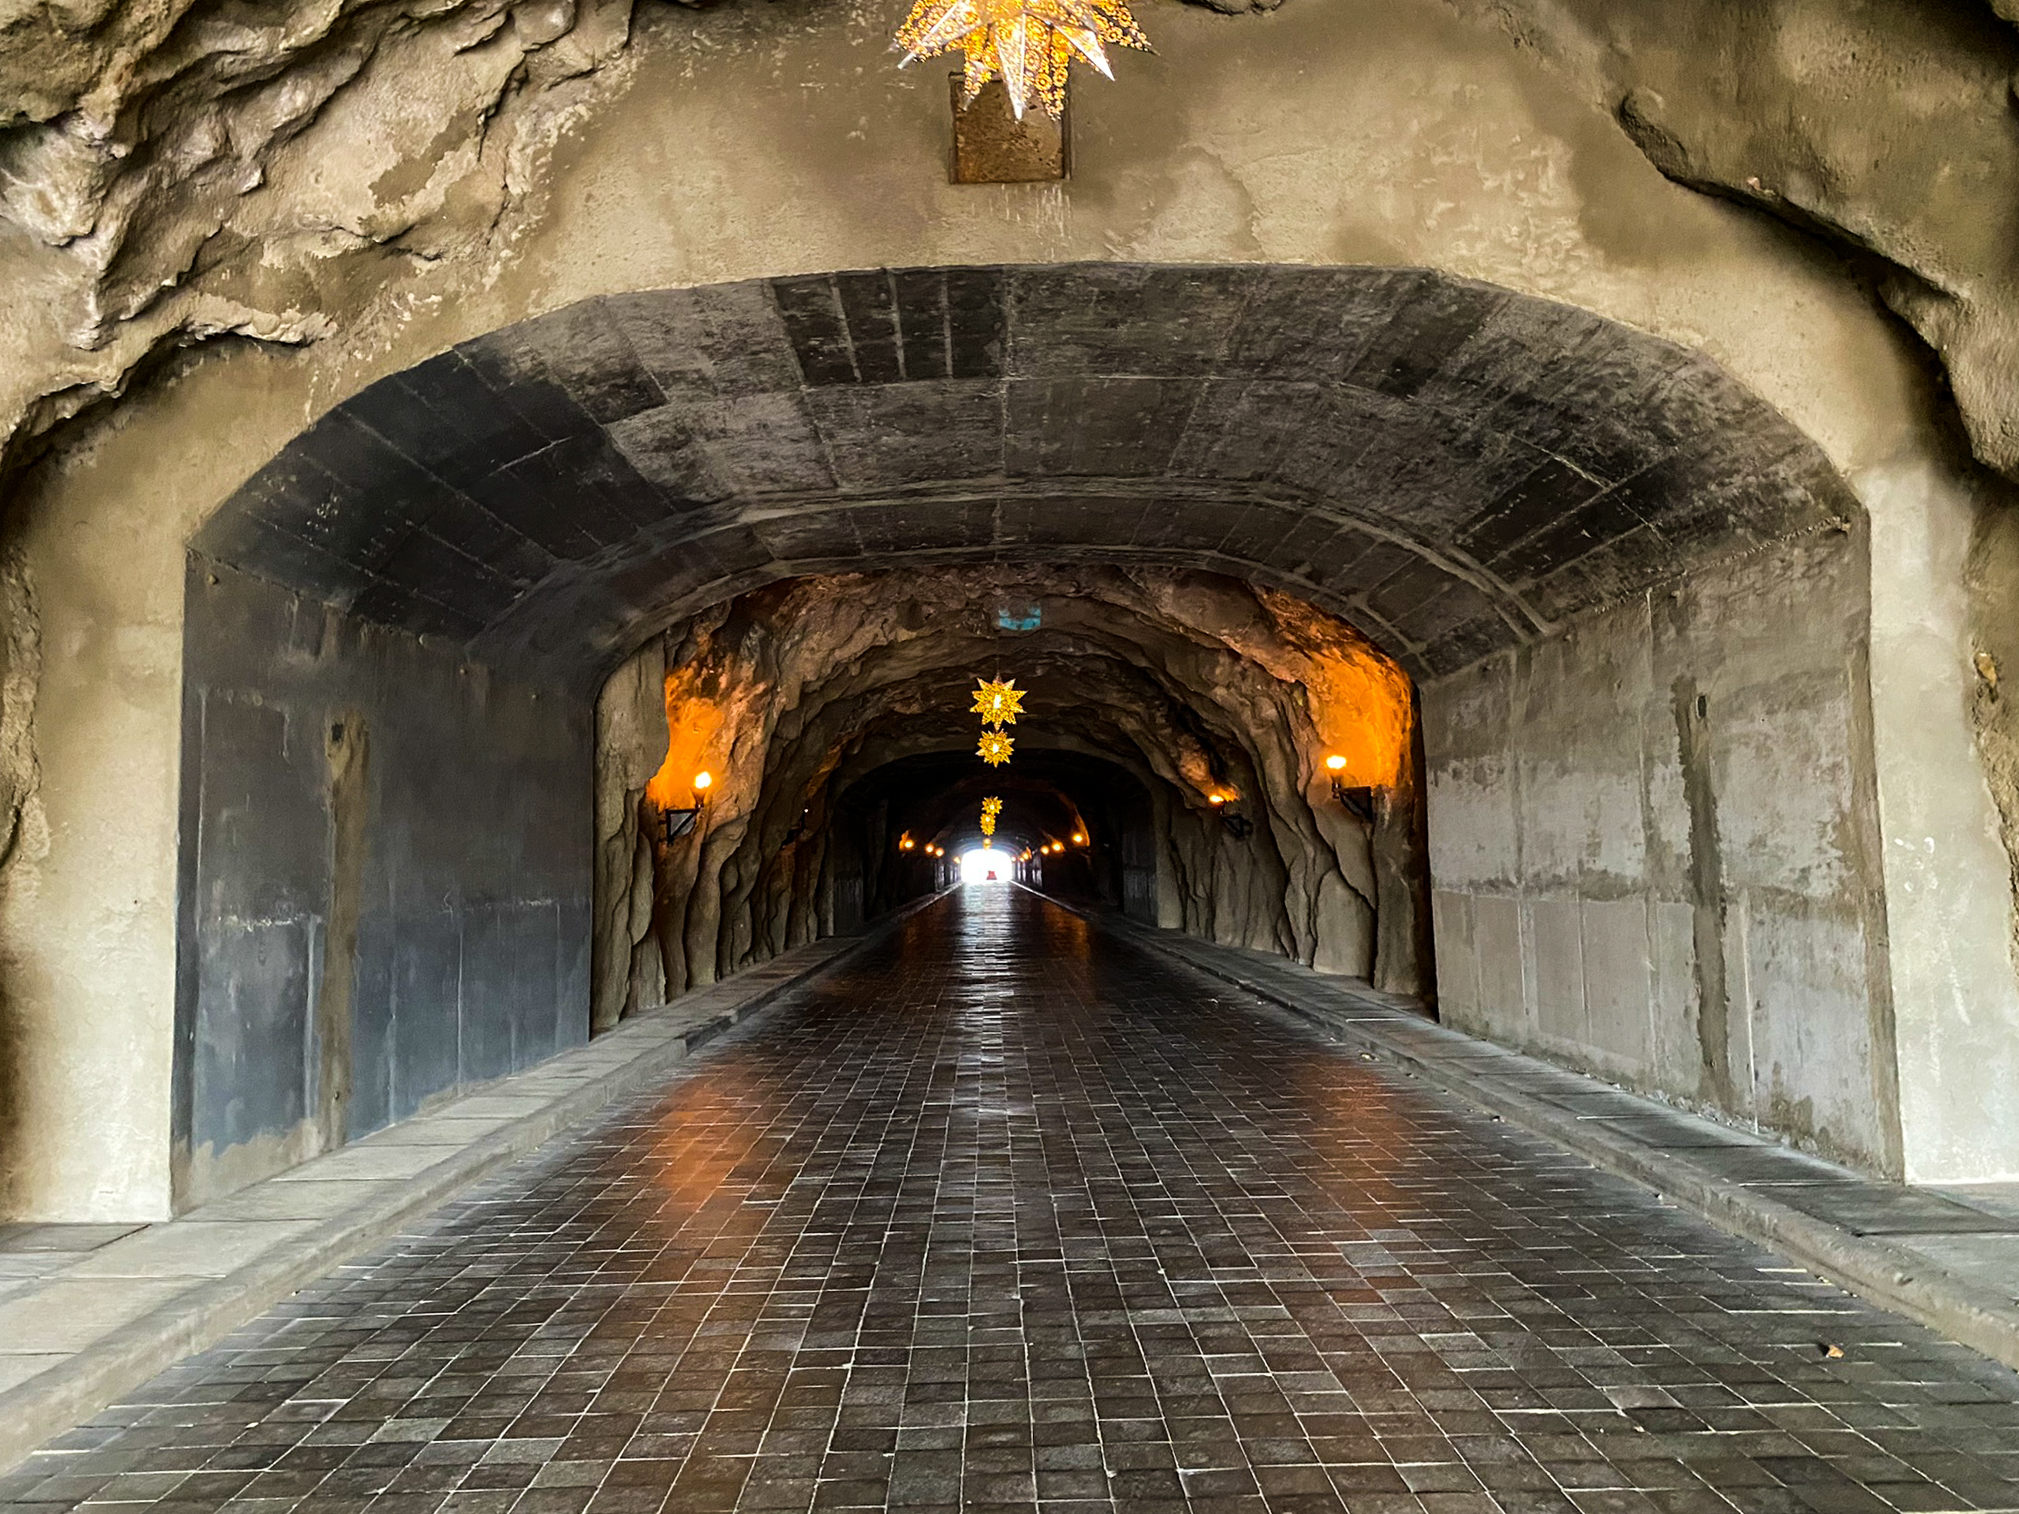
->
(1332, 782, 1376, 823)
(662, 773, 713, 845)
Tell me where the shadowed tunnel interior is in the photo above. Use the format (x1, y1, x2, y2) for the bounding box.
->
(169, 262, 1879, 1210)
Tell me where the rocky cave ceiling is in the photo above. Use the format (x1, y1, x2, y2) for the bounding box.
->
(190, 262, 1860, 684)
(591, 565, 1425, 1010)
(628, 565, 1414, 827)
(1, 0, 2016, 501)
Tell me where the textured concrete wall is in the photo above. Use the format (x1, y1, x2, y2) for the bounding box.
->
(173, 562, 591, 1210)
(1426, 528, 1899, 1172)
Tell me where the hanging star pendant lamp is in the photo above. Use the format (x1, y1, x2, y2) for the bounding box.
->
(970, 677, 1027, 727)
(896, 0, 1151, 121)
(978, 730, 1015, 767)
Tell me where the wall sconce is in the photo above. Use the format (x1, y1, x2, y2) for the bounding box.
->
(1323, 758, 1375, 822)
(1072, 831, 1086, 846)
(1206, 790, 1252, 838)
(661, 771, 712, 843)
(1323, 755, 1376, 822)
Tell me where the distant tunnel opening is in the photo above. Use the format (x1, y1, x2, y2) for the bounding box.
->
(959, 849, 1009, 885)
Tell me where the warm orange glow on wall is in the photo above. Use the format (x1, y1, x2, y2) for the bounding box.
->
(645, 661, 732, 811)
(1256, 588, 1414, 788)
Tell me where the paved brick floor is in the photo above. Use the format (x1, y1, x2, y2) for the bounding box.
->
(8, 887, 2019, 1514)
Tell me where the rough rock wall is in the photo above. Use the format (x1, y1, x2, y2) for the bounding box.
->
(591, 567, 1425, 1030)
(0, 0, 640, 483)
(1454, 0, 2019, 485)
(0, 546, 44, 1216)
(1966, 470, 2019, 980)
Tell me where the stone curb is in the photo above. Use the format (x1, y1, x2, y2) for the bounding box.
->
(1054, 897, 2019, 1374)
(0, 892, 951, 1477)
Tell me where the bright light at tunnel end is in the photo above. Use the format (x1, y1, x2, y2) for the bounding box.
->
(960, 847, 1011, 885)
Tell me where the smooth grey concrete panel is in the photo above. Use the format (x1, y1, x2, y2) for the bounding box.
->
(0, 1358, 65, 1395)
(270, 1146, 455, 1182)
(0, 1279, 201, 1354)
(63, 1222, 314, 1279)
(1890, 1234, 2019, 1291)
(363, 1116, 519, 1147)
(1763, 1185, 2019, 1237)
(189, 1180, 397, 1221)
(0, 1226, 144, 1253)
(1590, 1114, 1768, 1149)
(1948, 1184, 2019, 1223)
(173, 563, 594, 1211)
(1424, 529, 1895, 1173)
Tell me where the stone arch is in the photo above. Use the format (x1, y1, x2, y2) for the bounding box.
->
(164, 260, 1895, 1206)
(192, 263, 1859, 683)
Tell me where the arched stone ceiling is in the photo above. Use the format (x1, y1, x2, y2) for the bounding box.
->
(193, 262, 1861, 683)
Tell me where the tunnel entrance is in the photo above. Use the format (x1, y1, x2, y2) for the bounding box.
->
(959, 850, 1009, 885)
(166, 261, 1890, 1210)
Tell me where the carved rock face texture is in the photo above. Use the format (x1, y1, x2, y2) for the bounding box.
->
(591, 565, 1426, 1032)
(0, 0, 640, 475)
(1576, 1, 2019, 479)
(193, 263, 1859, 685)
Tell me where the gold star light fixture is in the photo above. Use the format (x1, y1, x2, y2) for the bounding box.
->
(970, 678, 1027, 727)
(978, 730, 1015, 767)
(896, 0, 1151, 121)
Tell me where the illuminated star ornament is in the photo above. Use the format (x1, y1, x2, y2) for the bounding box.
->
(896, 0, 1151, 121)
(970, 678, 1027, 727)
(978, 730, 1015, 767)
(981, 796, 1003, 837)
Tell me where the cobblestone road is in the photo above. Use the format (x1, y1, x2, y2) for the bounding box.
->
(7, 888, 2019, 1514)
